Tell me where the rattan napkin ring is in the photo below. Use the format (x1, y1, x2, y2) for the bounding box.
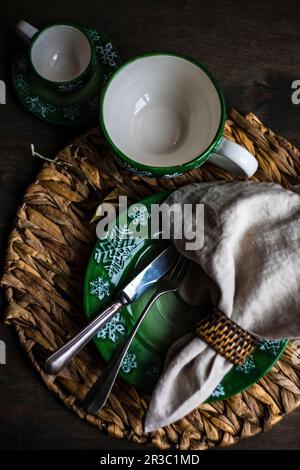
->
(195, 308, 258, 365)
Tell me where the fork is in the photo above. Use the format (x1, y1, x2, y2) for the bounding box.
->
(82, 255, 190, 414)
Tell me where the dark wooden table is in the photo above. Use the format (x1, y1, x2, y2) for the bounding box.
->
(1, 0, 300, 451)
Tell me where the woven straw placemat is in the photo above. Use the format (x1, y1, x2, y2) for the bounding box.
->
(2, 109, 300, 450)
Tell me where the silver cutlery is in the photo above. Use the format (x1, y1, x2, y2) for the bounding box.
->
(44, 244, 179, 375)
(82, 255, 191, 414)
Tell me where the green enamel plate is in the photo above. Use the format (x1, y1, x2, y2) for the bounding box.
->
(84, 192, 287, 402)
(12, 25, 121, 125)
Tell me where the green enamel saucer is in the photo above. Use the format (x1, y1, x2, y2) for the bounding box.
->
(84, 192, 287, 402)
(12, 25, 121, 125)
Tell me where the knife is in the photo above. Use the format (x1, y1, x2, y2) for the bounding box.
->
(44, 244, 178, 375)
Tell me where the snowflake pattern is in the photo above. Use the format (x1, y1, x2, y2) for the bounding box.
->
(17, 55, 27, 70)
(62, 105, 81, 121)
(118, 159, 152, 177)
(89, 276, 110, 300)
(137, 169, 153, 177)
(25, 96, 56, 117)
(96, 42, 118, 68)
(13, 74, 30, 96)
(163, 172, 182, 178)
(96, 312, 126, 342)
(235, 355, 255, 374)
(128, 205, 150, 226)
(258, 339, 286, 356)
(211, 383, 226, 398)
(82, 27, 101, 42)
(94, 225, 142, 277)
(103, 71, 113, 82)
(121, 352, 138, 374)
(58, 80, 83, 93)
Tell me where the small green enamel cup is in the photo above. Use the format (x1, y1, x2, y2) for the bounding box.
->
(15, 20, 97, 93)
(99, 52, 258, 178)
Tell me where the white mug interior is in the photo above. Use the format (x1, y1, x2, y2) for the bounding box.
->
(102, 54, 222, 167)
(31, 25, 91, 83)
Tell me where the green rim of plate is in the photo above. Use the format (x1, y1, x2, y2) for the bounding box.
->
(12, 24, 121, 126)
(99, 52, 226, 177)
(84, 192, 287, 402)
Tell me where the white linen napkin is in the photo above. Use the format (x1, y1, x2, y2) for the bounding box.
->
(144, 182, 300, 432)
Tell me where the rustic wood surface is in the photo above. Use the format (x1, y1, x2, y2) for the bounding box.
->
(1, 0, 300, 450)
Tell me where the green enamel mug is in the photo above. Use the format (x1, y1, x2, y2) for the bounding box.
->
(99, 52, 258, 178)
(15, 20, 97, 93)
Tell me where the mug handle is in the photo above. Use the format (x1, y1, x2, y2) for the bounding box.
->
(15, 20, 39, 44)
(209, 137, 258, 177)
